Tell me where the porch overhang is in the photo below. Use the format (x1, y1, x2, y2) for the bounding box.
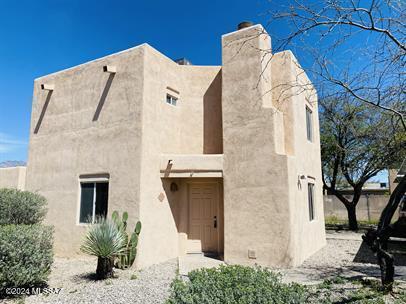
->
(160, 154, 223, 178)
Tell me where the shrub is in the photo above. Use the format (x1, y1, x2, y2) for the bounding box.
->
(0, 224, 53, 292)
(81, 217, 127, 279)
(166, 265, 307, 304)
(0, 188, 47, 225)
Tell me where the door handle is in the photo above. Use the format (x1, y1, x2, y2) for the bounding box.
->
(214, 216, 217, 228)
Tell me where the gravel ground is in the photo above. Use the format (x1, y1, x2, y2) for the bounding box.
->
(279, 231, 406, 303)
(280, 231, 406, 284)
(2, 257, 177, 304)
(1, 231, 405, 303)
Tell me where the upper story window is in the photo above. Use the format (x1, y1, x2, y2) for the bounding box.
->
(166, 94, 178, 106)
(307, 182, 315, 221)
(305, 106, 313, 142)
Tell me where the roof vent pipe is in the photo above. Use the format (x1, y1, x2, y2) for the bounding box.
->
(237, 21, 254, 30)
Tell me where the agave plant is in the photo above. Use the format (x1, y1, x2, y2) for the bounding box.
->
(80, 217, 127, 279)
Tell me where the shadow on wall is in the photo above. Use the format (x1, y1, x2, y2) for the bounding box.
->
(34, 91, 53, 134)
(162, 179, 185, 235)
(34, 72, 115, 134)
(203, 71, 223, 154)
(93, 73, 115, 121)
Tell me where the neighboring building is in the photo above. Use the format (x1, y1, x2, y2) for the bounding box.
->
(389, 159, 406, 194)
(327, 181, 390, 196)
(324, 168, 406, 222)
(323, 180, 391, 222)
(0, 163, 26, 190)
(23, 23, 325, 269)
(324, 194, 391, 222)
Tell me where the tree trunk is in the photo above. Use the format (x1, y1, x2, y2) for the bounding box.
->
(378, 246, 395, 291)
(96, 257, 114, 279)
(346, 204, 358, 231)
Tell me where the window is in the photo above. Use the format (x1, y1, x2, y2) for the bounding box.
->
(306, 106, 313, 141)
(166, 94, 178, 106)
(79, 182, 109, 223)
(307, 183, 315, 221)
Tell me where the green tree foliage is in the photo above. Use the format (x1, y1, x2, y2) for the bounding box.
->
(320, 97, 405, 230)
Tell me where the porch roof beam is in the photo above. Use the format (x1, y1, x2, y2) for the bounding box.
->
(160, 154, 223, 178)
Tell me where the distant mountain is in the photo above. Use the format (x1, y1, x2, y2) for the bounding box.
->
(0, 161, 26, 168)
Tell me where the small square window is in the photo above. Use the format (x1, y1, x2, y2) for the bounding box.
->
(166, 94, 178, 106)
(79, 182, 109, 223)
(306, 106, 313, 142)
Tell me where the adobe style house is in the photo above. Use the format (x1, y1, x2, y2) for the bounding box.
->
(21, 23, 326, 269)
(0, 165, 26, 190)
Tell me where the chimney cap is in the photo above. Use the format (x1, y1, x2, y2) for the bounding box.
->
(174, 58, 192, 65)
(237, 21, 254, 30)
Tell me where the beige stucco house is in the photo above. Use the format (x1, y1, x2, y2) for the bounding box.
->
(0, 166, 26, 190)
(10, 23, 326, 269)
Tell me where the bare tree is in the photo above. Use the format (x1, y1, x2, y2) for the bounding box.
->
(268, 0, 405, 129)
(265, 0, 406, 289)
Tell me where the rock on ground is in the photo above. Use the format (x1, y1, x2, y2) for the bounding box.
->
(17, 257, 177, 304)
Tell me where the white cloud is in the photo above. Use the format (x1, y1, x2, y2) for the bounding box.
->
(0, 132, 27, 153)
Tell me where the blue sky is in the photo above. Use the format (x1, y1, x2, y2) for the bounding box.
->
(0, 0, 274, 162)
(0, 0, 389, 182)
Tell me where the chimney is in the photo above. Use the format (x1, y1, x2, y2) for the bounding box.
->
(237, 21, 254, 30)
(174, 58, 192, 65)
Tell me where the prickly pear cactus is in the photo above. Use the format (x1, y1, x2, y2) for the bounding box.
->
(111, 211, 141, 269)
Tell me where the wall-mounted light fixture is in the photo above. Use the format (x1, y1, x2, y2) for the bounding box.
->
(103, 65, 117, 74)
(40, 84, 54, 91)
(170, 182, 178, 192)
(299, 175, 307, 180)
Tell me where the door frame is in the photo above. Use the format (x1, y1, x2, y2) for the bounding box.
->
(186, 180, 222, 253)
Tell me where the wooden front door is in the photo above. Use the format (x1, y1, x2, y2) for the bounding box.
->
(188, 182, 219, 253)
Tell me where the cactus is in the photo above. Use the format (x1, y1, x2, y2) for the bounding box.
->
(111, 210, 142, 269)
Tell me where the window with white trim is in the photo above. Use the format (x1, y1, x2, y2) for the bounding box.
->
(79, 182, 109, 223)
(166, 94, 178, 106)
(307, 182, 315, 221)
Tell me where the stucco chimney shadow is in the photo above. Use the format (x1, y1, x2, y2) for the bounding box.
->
(203, 70, 223, 154)
(34, 90, 53, 134)
(93, 73, 115, 121)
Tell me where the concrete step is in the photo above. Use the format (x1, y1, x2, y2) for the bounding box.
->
(178, 255, 225, 276)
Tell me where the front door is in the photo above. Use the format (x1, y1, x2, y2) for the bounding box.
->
(188, 182, 219, 253)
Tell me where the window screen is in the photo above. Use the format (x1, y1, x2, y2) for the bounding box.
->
(166, 94, 178, 106)
(306, 106, 313, 141)
(95, 183, 109, 218)
(79, 183, 95, 223)
(79, 182, 109, 223)
(308, 183, 315, 221)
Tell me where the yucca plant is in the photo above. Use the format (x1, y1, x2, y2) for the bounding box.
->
(80, 217, 126, 279)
